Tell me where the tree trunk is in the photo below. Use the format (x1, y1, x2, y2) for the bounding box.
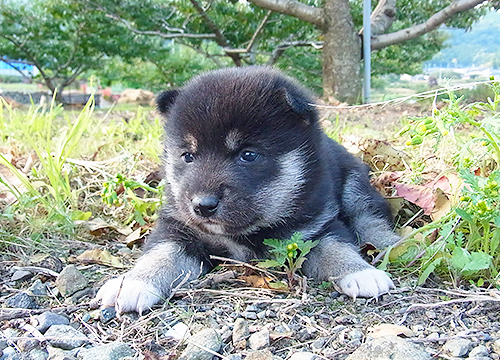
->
(321, 0, 362, 104)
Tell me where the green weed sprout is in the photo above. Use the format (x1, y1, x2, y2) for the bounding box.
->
(102, 173, 163, 226)
(258, 232, 319, 287)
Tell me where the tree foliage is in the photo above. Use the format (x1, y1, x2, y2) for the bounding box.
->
(0, 0, 147, 99)
(0, 0, 497, 101)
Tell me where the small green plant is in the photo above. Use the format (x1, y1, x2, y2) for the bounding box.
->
(394, 80, 500, 286)
(258, 232, 319, 287)
(102, 173, 164, 226)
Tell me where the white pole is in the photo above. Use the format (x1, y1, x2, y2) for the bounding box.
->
(363, 0, 371, 103)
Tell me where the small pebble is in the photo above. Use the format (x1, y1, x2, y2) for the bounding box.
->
(44, 325, 88, 350)
(28, 279, 48, 296)
(245, 349, 273, 360)
(311, 337, 326, 353)
(178, 328, 222, 360)
(100, 307, 116, 323)
(348, 329, 363, 341)
(2, 347, 16, 358)
(425, 310, 437, 319)
(469, 345, 489, 357)
(233, 318, 249, 344)
(17, 335, 40, 352)
(11, 270, 32, 282)
(34, 312, 70, 333)
(164, 322, 190, 341)
(78, 342, 136, 360)
(242, 311, 257, 320)
(442, 338, 472, 357)
(426, 332, 440, 341)
(55, 265, 88, 297)
(248, 329, 270, 351)
(117, 247, 132, 254)
(245, 305, 258, 312)
(492, 339, 500, 355)
(5, 292, 38, 309)
(32, 254, 64, 272)
(226, 355, 243, 360)
(289, 352, 317, 360)
(257, 310, 267, 319)
(29, 349, 49, 360)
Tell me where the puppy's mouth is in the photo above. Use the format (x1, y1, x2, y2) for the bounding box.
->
(184, 195, 259, 235)
(190, 215, 258, 236)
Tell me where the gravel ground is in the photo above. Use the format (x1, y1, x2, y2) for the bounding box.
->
(2, 248, 500, 360)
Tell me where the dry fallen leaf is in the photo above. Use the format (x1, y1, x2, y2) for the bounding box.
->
(431, 188, 451, 221)
(239, 275, 288, 290)
(0, 163, 26, 206)
(341, 135, 411, 171)
(394, 183, 436, 215)
(76, 248, 124, 268)
(124, 227, 146, 247)
(75, 218, 133, 236)
(367, 324, 414, 338)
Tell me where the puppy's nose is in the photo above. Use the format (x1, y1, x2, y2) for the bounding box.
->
(192, 195, 219, 218)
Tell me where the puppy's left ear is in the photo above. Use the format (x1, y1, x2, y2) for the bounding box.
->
(157, 89, 180, 114)
(281, 87, 315, 123)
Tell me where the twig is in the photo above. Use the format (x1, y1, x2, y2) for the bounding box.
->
(175, 288, 274, 300)
(192, 270, 238, 289)
(400, 208, 424, 229)
(406, 294, 500, 313)
(209, 255, 278, 280)
(166, 271, 192, 302)
(13, 266, 60, 278)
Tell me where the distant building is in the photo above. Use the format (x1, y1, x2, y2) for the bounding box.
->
(0, 58, 38, 77)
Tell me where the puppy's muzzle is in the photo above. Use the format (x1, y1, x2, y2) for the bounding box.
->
(192, 195, 219, 218)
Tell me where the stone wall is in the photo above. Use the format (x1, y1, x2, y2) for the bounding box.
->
(1, 91, 100, 106)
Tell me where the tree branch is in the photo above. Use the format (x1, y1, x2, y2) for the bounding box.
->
(246, 10, 272, 53)
(248, 0, 324, 28)
(176, 40, 224, 67)
(371, 0, 487, 50)
(266, 40, 323, 65)
(359, 0, 397, 36)
(103, 13, 215, 39)
(222, 10, 272, 54)
(0, 59, 33, 82)
(188, 0, 243, 66)
(1, 35, 55, 92)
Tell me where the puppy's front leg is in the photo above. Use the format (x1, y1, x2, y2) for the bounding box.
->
(302, 236, 394, 299)
(96, 242, 203, 315)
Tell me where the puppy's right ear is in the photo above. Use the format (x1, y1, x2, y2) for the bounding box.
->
(156, 89, 180, 114)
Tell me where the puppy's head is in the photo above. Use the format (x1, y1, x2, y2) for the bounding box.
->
(157, 66, 321, 235)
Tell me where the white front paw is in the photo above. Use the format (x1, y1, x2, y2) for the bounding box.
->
(96, 276, 163, 315)
(337, 268, 394, 299)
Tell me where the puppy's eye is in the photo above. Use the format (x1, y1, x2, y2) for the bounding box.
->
(240, 150, 260, 162)
(182, 152, 194, 163)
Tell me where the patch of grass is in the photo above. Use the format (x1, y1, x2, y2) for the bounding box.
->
(391, 80, 500, 286)
(0, 95, 163, 244)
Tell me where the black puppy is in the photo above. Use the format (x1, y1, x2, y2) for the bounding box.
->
(97, 67, 399, 314)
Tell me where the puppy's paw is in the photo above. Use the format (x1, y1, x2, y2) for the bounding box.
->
(337, 268, 394, 299)
(96, 276, 163, 315)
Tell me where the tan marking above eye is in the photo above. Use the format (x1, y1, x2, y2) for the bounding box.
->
(184, 134, 198, 152)
(225, 129, 242, 152)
